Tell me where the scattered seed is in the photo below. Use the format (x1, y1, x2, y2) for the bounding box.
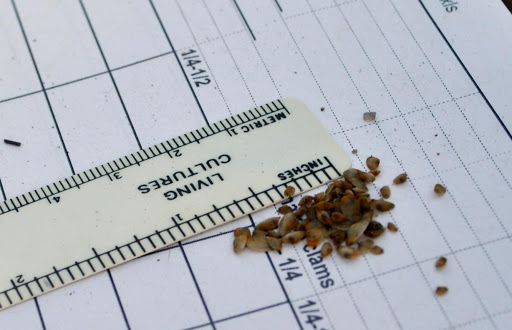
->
(306, 227, 327, 248)
(374, 198, 395, 212)
(298, 195, 314, 207)
(3, 139, 21, 147)
(352, 149, 358, 155)
(246, 230, 271, 252)
(387, 222, 398, 232)
(434, 184, 446, 196)
(321, 242, 333, 258)
(284, 186, 296, 198)
(364, 221, 385, 239)
(380, 186, 391, 199)
(393, 173, 408, 184)
(233, 235, 248, 253)
(282, 231, 305, 244)
(337, 246, 355, 259)
(234, 227, 250, 238)
(366, 156, 380, 170)
(277, 205, 293, 215)
(267, 236, 283, 252)
(363, 111, 376, 121)
(435, 286, 448, 296)
(435, 257, 447, 269)
(278, 213, 298, 236)
(369, 245, 384, 255)
(255, 217, 279, 231)
(369, 169, 381, 177)
(346, 211, 372, 245)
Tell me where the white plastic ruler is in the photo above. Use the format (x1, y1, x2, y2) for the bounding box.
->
(0, 98, 350, 310)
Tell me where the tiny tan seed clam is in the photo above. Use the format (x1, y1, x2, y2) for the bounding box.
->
(278, 213, 299, 236)
(393, 173, 408, 184)
(387, 222, 398, 232)
(321, 242, 333, 258)
(284, 186, 296, 197)
(369, 245, 384, 255)
(255, 217, 279, 231)
(435, 286, 448, 296)
(435, 257, 447, 269)
(277, 205, 293, 215)
(434, 184, 446, 196)
(366, 156, 380, 170)
(282, 231, 305, 244)
(380, 186, 391, 199)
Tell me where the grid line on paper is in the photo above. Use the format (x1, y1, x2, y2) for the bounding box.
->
(415, 0, 511, 140)
(149, 0, 209, 125)
(231, 0, 256, 41)
(360, 0, 512, 312)
(387, 0, 512, 190)
(10, 0, 75, 175)
(275, 3, 405, 328)
(79, 0, 143, 150)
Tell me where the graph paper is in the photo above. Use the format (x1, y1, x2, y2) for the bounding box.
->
(0, 0, 511, 329)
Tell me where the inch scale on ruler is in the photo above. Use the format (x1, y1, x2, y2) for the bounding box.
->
(0, 98, 350, 310)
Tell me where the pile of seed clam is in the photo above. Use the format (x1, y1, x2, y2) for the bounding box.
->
(234, 156, 407, 260)
(233, 155, 450, 296)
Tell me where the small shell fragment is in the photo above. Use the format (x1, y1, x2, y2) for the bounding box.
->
(435, 286, 448, 296)
(435, 257, 447, 269)
(255, 217, 279, 231)
(387, 222, 398, 232)
(380, 186, 391, 199)
(434, 184, 446, 196)
(321, 242, 333, 258)
(277, 205, 293, 215)
(278, 213, 299, 236)
(393, 173, 408, 184)
(366, 156, 380, 170)
(363, 111, 376, 121)
(369, 245, 384, 255)
(284, 186, 296, 197)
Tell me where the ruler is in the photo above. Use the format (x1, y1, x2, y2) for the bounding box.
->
(0, 98, 350, 310)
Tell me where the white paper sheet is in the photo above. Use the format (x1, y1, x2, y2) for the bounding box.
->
(0, 0, 511, 329)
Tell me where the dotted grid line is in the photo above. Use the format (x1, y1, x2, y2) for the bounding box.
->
(444, 307, 512, 330)
(276, 1, 404, 328)
(333, 0, 508, 327)
(387, 0, 511, 191)
(413, 149, 512, 182)
(283, 0, 359, 20)
(291, 232, 512, 306)
(331, 92, 479, 135)
(360, 0, 512, 325)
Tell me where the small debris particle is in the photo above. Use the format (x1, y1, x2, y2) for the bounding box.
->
(434, 184, 446, 196)
(369, 245, 384, 255)
(387, 222, 398, 232)
(366, 156, 380, 170)
(363, 111, 376, 121)
(435, 286, 448, 296)
(435, 257, 447, 269)
(321, 242, 333, 258)
(284, 186, 295, 198)
(4, 139, 21, 147)
(380, 185, 391, 199)
(393, 173, 408, 185)
(321, 107, 325, 112)
(351, 149, 358, 155)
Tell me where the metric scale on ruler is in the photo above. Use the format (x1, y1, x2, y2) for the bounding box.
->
(0, 98, 350, 310)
